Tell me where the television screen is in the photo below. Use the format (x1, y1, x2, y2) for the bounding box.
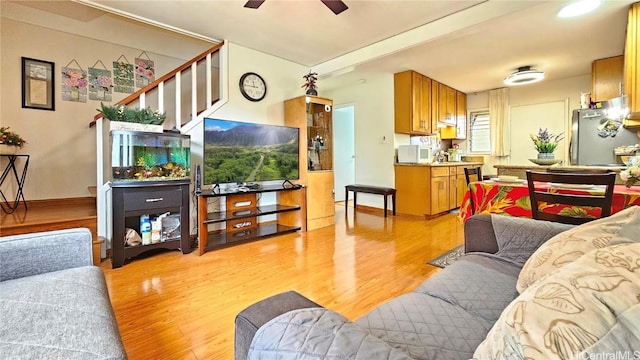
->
(203, 118, 299, 185)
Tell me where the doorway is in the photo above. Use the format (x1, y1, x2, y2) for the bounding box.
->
(333, 105, 355, 202)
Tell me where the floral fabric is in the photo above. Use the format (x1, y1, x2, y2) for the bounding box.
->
(459, 181, 640, 223)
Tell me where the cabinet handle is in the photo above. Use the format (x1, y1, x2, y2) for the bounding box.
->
(145, 197, 164, 202)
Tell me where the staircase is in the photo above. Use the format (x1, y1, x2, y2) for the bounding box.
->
(92, 42, 226, 248)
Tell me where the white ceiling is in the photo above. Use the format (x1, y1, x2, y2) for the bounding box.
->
(45, 0, 636, 93)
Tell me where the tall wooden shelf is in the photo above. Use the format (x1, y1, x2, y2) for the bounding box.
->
(285, 95, 335, 231)
(197, 184, 305, 255)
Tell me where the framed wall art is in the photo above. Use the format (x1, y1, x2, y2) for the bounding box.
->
(21, 57, 55, 111)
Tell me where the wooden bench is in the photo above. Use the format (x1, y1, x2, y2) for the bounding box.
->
(345, 184, 396, 217)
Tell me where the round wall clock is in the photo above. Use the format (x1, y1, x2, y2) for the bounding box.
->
(239, 72, 267, 102)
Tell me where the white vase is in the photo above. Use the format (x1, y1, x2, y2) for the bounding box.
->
(537, 152, 555, 160)
(0, 144, 19, 155)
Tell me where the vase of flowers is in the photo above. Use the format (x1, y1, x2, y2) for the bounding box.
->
(620, 156, 640, 187)
(530, 128, 563, 159)
(0, 127, 27, 154)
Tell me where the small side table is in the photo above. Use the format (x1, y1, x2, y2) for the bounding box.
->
(0, 154, 29, 214)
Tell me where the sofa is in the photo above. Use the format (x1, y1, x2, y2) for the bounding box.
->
(0, 228, 127, 359)
(236, 207, 640, 359)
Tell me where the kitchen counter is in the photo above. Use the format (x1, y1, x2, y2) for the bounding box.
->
(495, 164, 627, 184)
(395, 161, 483, 167)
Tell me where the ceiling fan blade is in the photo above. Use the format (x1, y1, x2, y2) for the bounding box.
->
(320, 0, 348, 15)
(244, 0, 265, 9)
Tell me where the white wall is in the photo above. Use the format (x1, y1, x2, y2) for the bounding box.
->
(324, 73, 396, 209)
(0, 2, 212, 200)
(465, 74, 590, 176)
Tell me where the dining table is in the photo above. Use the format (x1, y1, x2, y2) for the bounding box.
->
(458, 179, 640, 222)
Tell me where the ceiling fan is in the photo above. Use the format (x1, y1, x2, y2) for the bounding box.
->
(244, 0, 348, 15)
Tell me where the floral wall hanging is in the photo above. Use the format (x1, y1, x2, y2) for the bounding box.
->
(61, 59, 88, 103)
(135, 51, 155, 88)
(113, 55, 134, 94)
(89, 60, 113, 102)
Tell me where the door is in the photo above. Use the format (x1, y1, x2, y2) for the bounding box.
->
(333, 105, 355, 201)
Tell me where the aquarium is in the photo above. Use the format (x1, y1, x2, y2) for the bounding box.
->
(110, 130, 190, 182)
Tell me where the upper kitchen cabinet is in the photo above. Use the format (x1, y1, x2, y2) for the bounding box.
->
(440, 90, 467, 140)
(591, 55, 624, 103)
(624, 2, 640, 128)
(438, 83, 457, 125)
(394, 71, 432, 135)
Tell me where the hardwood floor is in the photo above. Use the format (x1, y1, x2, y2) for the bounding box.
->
(99, 205, 465, 360)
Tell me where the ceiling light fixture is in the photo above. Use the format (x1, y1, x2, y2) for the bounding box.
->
(557, 0, 601, 18)
(503, 66, 545, 86)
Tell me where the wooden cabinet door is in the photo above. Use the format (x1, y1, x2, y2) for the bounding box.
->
(307, 171, 335, 230)
(625, 3, 640, 123)
(455, 174, 467, 208)
(431, 176, 449, 214)
(592, 55, 624, 102)
(455, 91, 467, 139)
(419, 75, 432, 133)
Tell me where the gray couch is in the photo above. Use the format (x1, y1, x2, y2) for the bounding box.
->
(235, 214, 574, 360)
(0, 228, 127, 359)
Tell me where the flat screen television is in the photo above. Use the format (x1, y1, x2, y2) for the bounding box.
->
(203, 118, 299, 185)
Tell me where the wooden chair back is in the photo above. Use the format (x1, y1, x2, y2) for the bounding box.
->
(464, 166, 482, 185)
(525, 170, 616, 225)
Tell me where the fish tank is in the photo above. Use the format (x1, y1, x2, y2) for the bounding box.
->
(110, 130, 190, 182)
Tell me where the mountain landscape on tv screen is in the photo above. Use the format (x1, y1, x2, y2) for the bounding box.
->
(204, 120, 299, 184)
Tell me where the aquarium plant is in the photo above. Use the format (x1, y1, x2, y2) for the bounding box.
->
(98, 102, 166, 125)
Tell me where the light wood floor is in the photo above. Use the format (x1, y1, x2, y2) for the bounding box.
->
(99, 205, 465, 360)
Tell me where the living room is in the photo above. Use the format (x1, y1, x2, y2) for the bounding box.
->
(2, 0, 639, 359)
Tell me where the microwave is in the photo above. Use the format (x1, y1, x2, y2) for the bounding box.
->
(397, 145, 434, 164)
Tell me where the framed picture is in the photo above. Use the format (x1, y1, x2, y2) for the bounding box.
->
(22, 57, 55, 111)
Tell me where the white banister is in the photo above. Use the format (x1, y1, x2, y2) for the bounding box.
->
(191, 62, 197, 122)
(175, 71, 181, 130)
(206, 53, 212, 106)
(139, 92, 145, 109)
(158, 81, 164, 114)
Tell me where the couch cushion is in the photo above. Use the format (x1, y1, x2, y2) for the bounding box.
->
(355, 255, 522, 360)
(0, 266, 127, 359)
(474, 243, 640, 360)
(516, 206, 640, 293)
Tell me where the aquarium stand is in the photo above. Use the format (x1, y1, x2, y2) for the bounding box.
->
(197, 184, 305, 255)
(110, 180, 191, 268)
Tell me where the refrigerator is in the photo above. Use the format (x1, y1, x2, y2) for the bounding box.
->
(570, 109, 639, 166)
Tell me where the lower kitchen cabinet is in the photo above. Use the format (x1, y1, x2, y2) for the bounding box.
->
(395, 164, 480, 217)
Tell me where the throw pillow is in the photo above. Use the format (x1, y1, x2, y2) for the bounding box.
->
(474, 243, 640, 360)
(516, 206, 640, 293)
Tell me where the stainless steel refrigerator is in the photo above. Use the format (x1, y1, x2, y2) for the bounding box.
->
(570, 109, 638, 166)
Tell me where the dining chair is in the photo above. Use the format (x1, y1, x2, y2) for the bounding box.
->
(525, 170, 616, 225)
(464, 166, 482, 185)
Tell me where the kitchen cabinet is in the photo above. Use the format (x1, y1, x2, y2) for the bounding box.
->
(448, 166, 469, 210)
(591, 56, 624, 102)
(440, 90, 467, 140)
(285, 95, 335, 230)
(395, 164, 480, 217)
(438, 83, 456, 125)
(625, 2, 640, 126)
(394, 70, 432, 135)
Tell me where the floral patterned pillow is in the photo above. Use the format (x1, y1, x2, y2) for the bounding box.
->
(516, 206, 640, 293)
(474, 243, 640, 360)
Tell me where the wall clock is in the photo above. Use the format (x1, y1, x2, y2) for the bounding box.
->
(239, 72, 267, 102)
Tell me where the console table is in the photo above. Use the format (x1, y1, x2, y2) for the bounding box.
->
(0, 154, 29, 214)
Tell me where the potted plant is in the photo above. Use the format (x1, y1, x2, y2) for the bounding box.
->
(301, 71, 318, 96)
(97, 103, 166, 133)
(530, 128, 563, 160)
(0, 127, 27, 154)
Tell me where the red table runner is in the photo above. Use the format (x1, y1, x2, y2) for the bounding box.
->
(458, 180, 640, 222)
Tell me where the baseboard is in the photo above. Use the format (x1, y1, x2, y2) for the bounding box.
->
(26, 196, 96, 208)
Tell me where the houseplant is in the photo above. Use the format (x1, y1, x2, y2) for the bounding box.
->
(301, 71, 318, 96)
(0, 127, 27, 154)
(97, 103, 166, 125)
(530, 128, 563, 159)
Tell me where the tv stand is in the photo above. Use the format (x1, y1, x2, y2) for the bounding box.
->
(197, 184, 306, 255)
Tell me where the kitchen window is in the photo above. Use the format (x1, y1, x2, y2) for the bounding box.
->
(468, 110, 491, 153)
